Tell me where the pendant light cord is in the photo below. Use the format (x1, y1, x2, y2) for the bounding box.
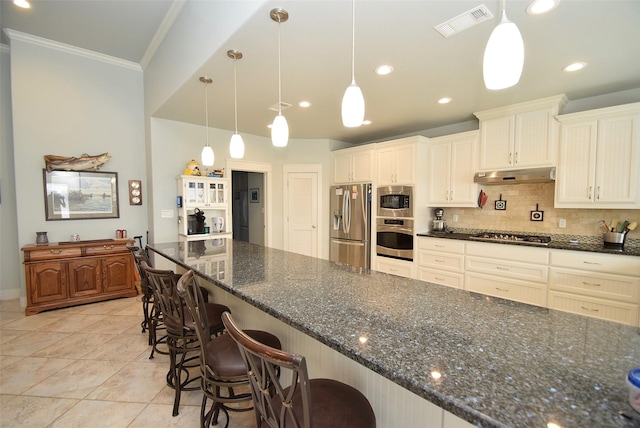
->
(350, 0, 356, 84)
(277, 18, 283, 115)
(204, 82, 209, 146)
(233, 58, 239, 134)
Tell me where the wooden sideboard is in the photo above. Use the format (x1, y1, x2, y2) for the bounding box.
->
(22, 239, 137, 315)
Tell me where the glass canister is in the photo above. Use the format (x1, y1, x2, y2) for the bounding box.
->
(628, 368, 640, 413)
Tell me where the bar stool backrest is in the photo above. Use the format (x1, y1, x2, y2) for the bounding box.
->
(176, 270, 214, 376)
(139, 261, 185, 338)
(222, 312, 312, 428)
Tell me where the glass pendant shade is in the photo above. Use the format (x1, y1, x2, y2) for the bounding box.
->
(342, 82, 365, 127)
(271, 114, 289, 147)
(201, 145, 214, 166)
(229, 133, 245, 159)
(483, 11, 524, 90)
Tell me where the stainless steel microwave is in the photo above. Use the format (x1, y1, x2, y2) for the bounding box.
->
(377, 185, 413, 218)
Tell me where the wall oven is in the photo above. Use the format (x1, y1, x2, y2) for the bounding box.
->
(377, 185, 413, 218)
(376, 218, 414, 261)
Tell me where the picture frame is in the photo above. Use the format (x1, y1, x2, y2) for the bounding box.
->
(43, 169, 119, 220)
(250, 188, 259, 203)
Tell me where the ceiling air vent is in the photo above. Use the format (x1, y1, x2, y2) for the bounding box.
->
(268, 101, 292, 112)
(434, 4, 494, 38)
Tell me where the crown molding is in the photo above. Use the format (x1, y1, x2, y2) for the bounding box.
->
(140, 0, 186, 70)
(3, 29, 142, 72)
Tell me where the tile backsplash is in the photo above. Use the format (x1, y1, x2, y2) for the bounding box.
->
(442, 183, 639, 239)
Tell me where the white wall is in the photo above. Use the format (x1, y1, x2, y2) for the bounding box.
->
(148, 117, 335, 259)
(6, 37, 147, 301)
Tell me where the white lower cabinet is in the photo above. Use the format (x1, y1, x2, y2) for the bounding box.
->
(465, 242, 549, 307)
(466, 273, 548, 307)
(417, 237, 464, 289)
(376, 256, 414, 279)
(548, 250, 640, 326)
(416, 238, 639, 326)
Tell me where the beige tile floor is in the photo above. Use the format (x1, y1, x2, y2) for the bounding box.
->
(0, 296, 255, 427)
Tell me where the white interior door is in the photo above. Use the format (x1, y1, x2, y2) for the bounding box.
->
(284, 165, 321, 257)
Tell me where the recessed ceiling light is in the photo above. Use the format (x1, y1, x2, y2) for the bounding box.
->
(527, 0, 560, 15)
(438, 97, 452, 104)
(298, 101, 311, 108)
(362, 120, 372, 126)
(563, 62, 587, 72)
(374, 65, 394, 76)
(13, 0, 31, 8)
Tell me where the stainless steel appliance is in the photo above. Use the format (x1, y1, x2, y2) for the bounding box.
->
(474, 167, 556, 185)
(432, 208, 446, 232)
(469, 232, 551, 246)
(377, 185, 413, 218)
(330, 183, 372, 269)
(376, 218, 414, 261)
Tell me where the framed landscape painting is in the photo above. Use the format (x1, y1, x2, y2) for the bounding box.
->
(43, 170, 119, 220)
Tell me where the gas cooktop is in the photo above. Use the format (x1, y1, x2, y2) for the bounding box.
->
(469, 232, 552, 246)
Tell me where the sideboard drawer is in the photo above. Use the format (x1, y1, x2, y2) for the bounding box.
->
(26, 247, 82, 261)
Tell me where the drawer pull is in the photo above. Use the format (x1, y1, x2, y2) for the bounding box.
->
(580, 306, 599, 312)
(103, 245, 114, 249)
(435, 244, 445, 248)
(583, 261, 601, 265)
(495, 287, 509, 292)
(496, 266, 509, 271)
(49, 249, 62, 254)
(435, 259, 445, 263)
(582, 281, 601, 287)
(435, 277, 445, 281)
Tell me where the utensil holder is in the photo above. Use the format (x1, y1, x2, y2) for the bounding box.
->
(603, 231, 626, 245)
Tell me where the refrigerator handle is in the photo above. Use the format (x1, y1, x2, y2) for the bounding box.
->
(343, 189, 351, 233)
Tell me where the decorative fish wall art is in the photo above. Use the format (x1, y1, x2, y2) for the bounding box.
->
(44, 153, 111, 172)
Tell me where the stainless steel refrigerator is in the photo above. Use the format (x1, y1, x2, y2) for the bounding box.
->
(329, 183, 372, 269)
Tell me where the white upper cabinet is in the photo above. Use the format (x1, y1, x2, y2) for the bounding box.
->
(375, 136, 428, 186)
(475, 94, 568, 171)
(332, 146, 375, 184)
(555, 102, 640, 208)
(427, 131, 478, 207)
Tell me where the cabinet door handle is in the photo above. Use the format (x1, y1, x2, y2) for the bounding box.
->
(597, 186, 600, 200)
(514, 152, 518, 164)
(583, 261, 601, 265)
(434, 245, 445, 248)
(49, 249, 62, 254)
(496, 287, 509, 292)
(582, 281, 601, 286)
(496, 266, 509, 271)
(580, 306, 599, 312)
(450, 189, 454, 201)
(588, 186, 592, 200)
(509, 152, 512, 164)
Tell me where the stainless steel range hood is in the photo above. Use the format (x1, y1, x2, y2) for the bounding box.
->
(474, 167, 556, 185)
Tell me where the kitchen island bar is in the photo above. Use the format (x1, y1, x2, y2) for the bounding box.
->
(148, 239, 640, 428)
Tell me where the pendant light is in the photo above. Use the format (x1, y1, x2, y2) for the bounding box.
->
(270, 8, 289, 148)
(199, 76, 215, 166)
(483, 0, 524, 90)
(227, 50, 245, 159)
(341, 0, 365, 127)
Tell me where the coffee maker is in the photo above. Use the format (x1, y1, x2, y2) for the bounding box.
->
(432, 208, 447, 232)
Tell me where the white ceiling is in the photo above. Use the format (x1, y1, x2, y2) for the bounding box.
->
(2, 0, 640, 144)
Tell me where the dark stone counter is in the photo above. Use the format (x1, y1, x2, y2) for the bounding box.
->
(417, 231, 640, 257)
(148, 239, 640, 428)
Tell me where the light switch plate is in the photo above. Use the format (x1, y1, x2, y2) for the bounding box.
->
(161, 209, 174, 218)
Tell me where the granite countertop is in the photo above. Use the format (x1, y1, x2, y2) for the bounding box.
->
(148, 239, 640, 428)
(417, 231, 640, 257)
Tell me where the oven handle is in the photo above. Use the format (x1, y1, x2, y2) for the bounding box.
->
(377, 225, 414, 235)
